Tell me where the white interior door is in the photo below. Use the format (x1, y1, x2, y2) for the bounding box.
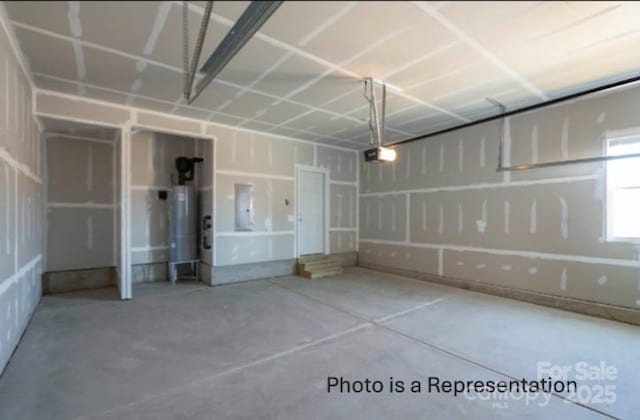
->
(298, 169, 326, 256)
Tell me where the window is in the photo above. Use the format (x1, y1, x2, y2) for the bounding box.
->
(606, 133, 640, 242)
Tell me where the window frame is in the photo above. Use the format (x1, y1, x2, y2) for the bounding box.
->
(604, 128, 640, 244)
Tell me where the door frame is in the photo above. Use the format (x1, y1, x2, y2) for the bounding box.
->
(295, 165, 329, 257)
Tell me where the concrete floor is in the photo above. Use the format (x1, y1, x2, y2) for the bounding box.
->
(0, 267, 638, 419)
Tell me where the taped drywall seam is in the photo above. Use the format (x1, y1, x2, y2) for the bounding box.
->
(420, 5, 538, 94)
(405, 151, 411, 179)
(244, 2, 356, 101)
(421, 200, 427, 232)
(377, 199, 382, 232)
(215, 231, 295, 237)
(529, 199, 537, 234)
(87, 215, 93, 250)
(405, 193, 410, 243)
(22, 32, 362, 144)
(559, 196, 569, 239)
(330, 227, 356, 233)
(190, 2, 466, 124)
(267, 180, 273, 231)
(503, 117, 511, 183)
(0, 255, 41, 296)
(359, 238, 640, 268)
(531, 123, 538, 163)
(438, 248, 443, 276)
(476, 199, 487, 233)
(439, 143, 444, 173)
(560, 267, 567, 290)
(215, 169, 294, 181)
(36, 89, 359, 153)
(0, 147, 41, 183)
(230, 131, 238, 163)
(86, 142, 93, 193)
(336, 193, 343, 227)
(365, 201, 370, 228)
(561, 117, 569, 159)
(329, 179, 358, 187)
(249, 133, 256, 163)
(438, 204, 444, 235)
(458, 138, 464, 173)
(480, 137, 486, 169)
(48, 202, 114, 209)
(35, 112, 122, 130)
(359, 174, 597, 197)
(67, 2, 86, 95)
(46, 133, 114, 145)
(130, 245, 169, 252)
(503, 200, 510, 235)
(348, 189, 354, 228)
(130, 185, 171, 191)
(457, 203, 463, 233)
(0, 3, 34, 86)
(421, 144, 427, 175)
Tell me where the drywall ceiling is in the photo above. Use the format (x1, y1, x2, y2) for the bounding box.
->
(5, 1, 640, 149)
(40, 116, 120, 141)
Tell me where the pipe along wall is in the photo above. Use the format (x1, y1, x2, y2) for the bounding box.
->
(360, 83, 640, 318)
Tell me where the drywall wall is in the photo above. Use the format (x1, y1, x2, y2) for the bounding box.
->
(0, 13, 43, 373)
(360, 84, 640, 312)
(130, 130, 195, 267)
(32, 90, 359, 285)
(45, 135, 114, 271)
(209, 124, 359, 269)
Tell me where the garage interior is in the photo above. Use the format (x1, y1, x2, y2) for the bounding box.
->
(0, 1, 639, 419)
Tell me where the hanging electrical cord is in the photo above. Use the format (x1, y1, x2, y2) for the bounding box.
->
(183, 1, 214, 101)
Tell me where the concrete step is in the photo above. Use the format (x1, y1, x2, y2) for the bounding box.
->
(300, 266, 343, 279)
(298, 260, 338, 271)
(297, 255, 343, 279)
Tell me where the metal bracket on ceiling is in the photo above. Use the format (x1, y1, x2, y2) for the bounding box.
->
(183, 1, 214, 102)
(363, 77, 387, 148)
(183, 1, 283, 105)
(486, 97, 507, 172)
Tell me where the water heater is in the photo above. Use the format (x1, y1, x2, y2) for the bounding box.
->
(168, 156, 203, 284)
(169, 185, 197, 262)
